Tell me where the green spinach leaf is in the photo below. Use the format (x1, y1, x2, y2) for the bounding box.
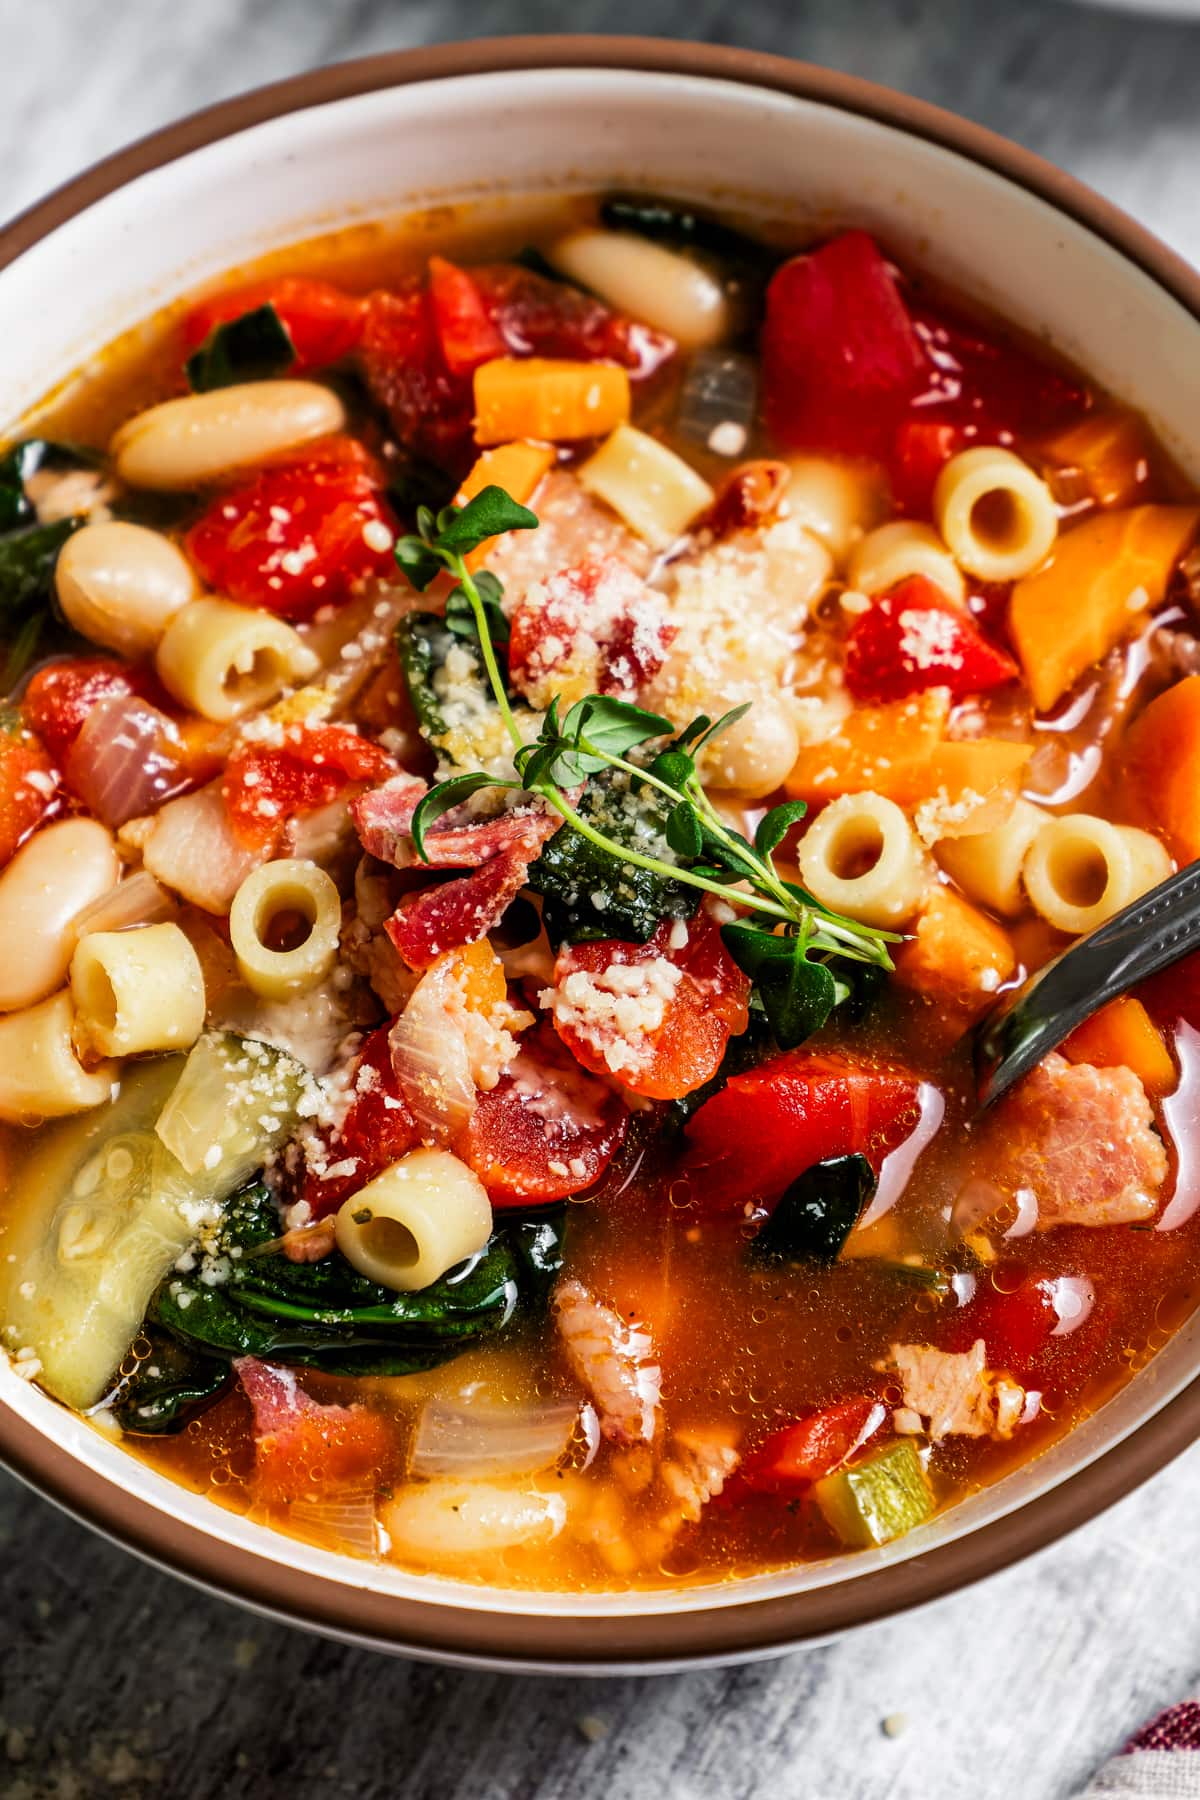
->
(750, 1154, 876, 1265)
(145, 1183, 566, 1393)
(528, 768, 696, 946)
(186, 303, 295, 392)
(0, 439, 101, 533)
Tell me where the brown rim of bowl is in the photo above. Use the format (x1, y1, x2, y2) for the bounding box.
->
(4, 36, 1200, 1670)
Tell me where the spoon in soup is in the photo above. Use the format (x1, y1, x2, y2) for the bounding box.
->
(972, 859, 1200, 1109)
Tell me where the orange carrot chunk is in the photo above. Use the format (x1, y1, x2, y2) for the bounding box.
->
(1010, 505, 1200, 713)
(1125, 673, 1200, 862)
(1063, 995, 1176, 1096)
(473, 356, 630, 446)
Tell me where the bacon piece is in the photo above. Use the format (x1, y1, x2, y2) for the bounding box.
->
(349, 773, 429, 865)
(885, 1340, 1028, 1441)
(508, 557, 675, 710)
(384, 843, 534, 972)
(352, 776, 561, 872)
(553, 1278, 661, 1447)
(235, 1356, 397, 1504)
(988, 1051, 1168, 1228)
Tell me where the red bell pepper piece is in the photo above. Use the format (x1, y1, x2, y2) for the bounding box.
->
(737, 1398, 886, 1494)
(843, 576, 1018, 702)
(682, 1049, 922, 1210)
(761, 231, 929, 458)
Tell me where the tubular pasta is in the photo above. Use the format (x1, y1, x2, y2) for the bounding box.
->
(933, 445, 1058, 582)
(229, 859, 342, 1001)
(1023, 814, 1172, 935)
(334, 1148, 493, 1293)
(796, 790, 931, 928)
(70, 923, 205, 1059)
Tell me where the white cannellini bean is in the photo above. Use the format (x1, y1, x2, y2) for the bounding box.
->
(381, 1479, 567, 1564)
(55, 520, 199, 656)
(110, 380, 346, 490)
(0, 819, 120, 1013)
(700, 693, 800, 798)
(546, 229, 732, 348)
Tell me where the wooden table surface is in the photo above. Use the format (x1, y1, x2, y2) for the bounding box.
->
(4, 3, 1200, 1796)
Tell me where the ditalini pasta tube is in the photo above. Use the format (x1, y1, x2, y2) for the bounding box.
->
(933, 445, 1058, 582)
(70, 922, 206, 1060)
(1023, 814, 1172, 935)
(579, 424, 715, 548)
(229, 859, 342, 1000)
(0, 992, 117, 1123)
(155, 598, 319, 721)
(334, 1149, 493, 1293)
(796, 791, 931, 928)
(110, 381, 346, 489)
(847, 520, 966, 607)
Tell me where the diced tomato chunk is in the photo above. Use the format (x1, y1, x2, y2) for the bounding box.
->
(737, 1397, 885, 1494)
(300, 1024, 419, 1218)
(427, 256, 507, 376)
(222, 725, 395, 851)
(181, 276, 366, 375)
(22, 657, 162, 764)
(507, 557, 674, 708)
(464, 1022, 629, 1205)
(236, 1356, 398, 1504)
(683, 1049, 922, 1209)
(549, 911, 751, 1103)
(889, 419, 968, 515)
(908, 293, 1088, 442)
(0, 714, 57, 865)
(843, 576, 1018, 702)
(185, 435, 396, 620)
(946, 1275, 1059, 1373)
(762, 232, 929, 458)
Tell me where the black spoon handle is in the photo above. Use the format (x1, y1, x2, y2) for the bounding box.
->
(973, 859, 1200, 1111)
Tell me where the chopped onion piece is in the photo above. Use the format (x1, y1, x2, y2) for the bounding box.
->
(1003, 1186, 1040, 1240)
(675, 348, 757, 449)
(1049, 1275, 1095, 1337)
(410, 1393, 580, 1480)
(286, 1483, 380, 1558)
(65, 694, 193, 827)
(388, 961, 477, 1149)
(950, 1177, 1006, 1240)
(70, 870, 178, 945)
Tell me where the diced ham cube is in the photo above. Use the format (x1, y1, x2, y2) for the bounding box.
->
(988, 1052, 1168, 1229)
(886, 1340, 1027, 1441)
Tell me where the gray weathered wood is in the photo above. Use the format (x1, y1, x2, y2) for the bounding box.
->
(4, 4, 1200, 1795)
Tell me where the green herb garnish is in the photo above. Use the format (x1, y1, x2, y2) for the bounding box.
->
(186, 303, 296, 392)
(393, 488, 898, 1051)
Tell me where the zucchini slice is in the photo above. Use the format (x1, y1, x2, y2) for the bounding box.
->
(0, 1034, 303, 1410)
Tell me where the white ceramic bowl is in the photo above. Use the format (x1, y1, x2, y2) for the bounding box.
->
(3, 38, 1200, 1672)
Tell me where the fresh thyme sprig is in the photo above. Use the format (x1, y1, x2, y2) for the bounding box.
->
(394, 489, 898, 1048)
